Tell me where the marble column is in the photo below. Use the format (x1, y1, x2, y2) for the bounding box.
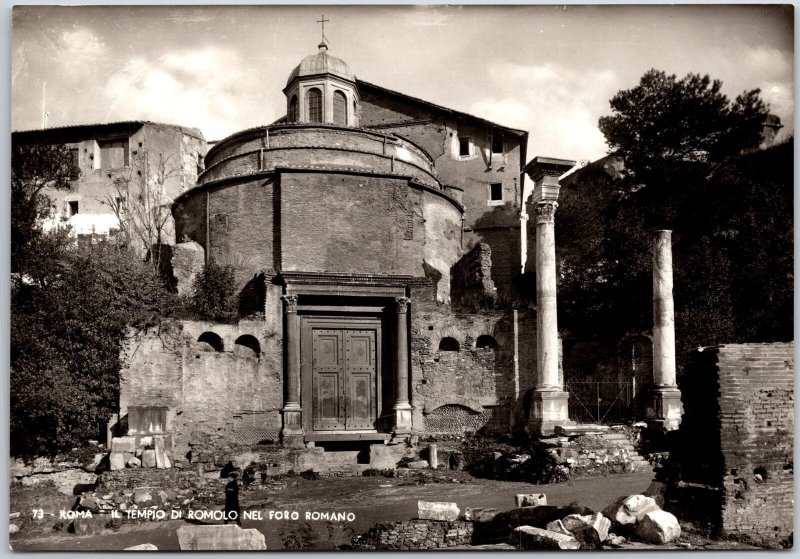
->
(281, 294, 304, 445)
(648, 230, 683, 430)
(522, 156, 576, 436)
(393, 296, 413, 433)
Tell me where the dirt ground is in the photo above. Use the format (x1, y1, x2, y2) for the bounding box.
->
(9, 471, 758, 551)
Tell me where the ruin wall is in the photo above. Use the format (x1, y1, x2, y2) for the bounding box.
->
(679, 342, 793, 547)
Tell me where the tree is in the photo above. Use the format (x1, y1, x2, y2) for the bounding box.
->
(599, 70, 767, 183)
(11, 142, 77, 277)
(191, 260, 238, 323)
(556, 70, 790, 377)
(103, 148, 180, 271)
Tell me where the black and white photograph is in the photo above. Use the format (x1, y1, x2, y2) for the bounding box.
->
(6, 4, 794, 552)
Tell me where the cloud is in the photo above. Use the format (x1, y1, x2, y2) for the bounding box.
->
(103, 46, 252, 139)
(469, 62, 620, 161)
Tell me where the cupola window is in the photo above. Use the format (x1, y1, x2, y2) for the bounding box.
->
(333, 90, 347, 126)
(306, 88, 322, 123)
(288, 95, 298, 123)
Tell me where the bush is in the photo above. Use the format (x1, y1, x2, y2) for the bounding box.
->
(191, 260, 238, 322)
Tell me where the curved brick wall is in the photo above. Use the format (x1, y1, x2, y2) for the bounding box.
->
(173, 126, 464, 301)
(200, 125, 439, 188)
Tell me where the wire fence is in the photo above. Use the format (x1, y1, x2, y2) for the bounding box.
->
(564, 381, 634, 425)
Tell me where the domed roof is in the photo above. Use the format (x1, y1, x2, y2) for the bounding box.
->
(286, 42, 354, 86)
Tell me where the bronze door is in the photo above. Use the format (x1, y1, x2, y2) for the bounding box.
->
(311, 328, 377, 431)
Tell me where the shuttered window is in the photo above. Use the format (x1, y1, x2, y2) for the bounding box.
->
(333, 90, 347, 126)
(306, 88, 322, 123)
(99, 139, 129, 170)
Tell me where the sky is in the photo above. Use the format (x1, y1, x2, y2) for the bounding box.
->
(11, 5, 794, 162)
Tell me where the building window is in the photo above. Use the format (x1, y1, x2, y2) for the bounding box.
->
(115, 196, 127, 215)
(491, 134, 504, 154)
(98, 138, 129, 170)
(69, 148, 80, 178)
(198, 332, 224, 352)
(489, 183, 503, 203)
(476, 335, 499, 350)
(68, 200, 79, 216)
(458, 137, 471, 157)
(288, 95, 298, 123)
(306, 88, 322, 123)
(333, 90, 347, 126)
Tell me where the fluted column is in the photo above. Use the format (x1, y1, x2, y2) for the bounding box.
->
(648, 231, 683, 430)
(281, 294, 303, 443)
(522, 156, 576, 436)
(393, 296, 413, 433)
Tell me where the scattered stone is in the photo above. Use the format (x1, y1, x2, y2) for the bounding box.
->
(122, 490, 133, 497)
(475, 505, 595, 545)
(113, 495, 127, 505)
(634, 510, 681, 544)
(132, 489, 153, 504)
(110, 436, 136, 454)
(142, 450, 156, 468)
(515, 493, 547, 507)
(176, 525, 267, 550)
(9, 512, 20, 519)
(101, 494, 113, 501)
(607, 533, 626, 546)
(158, 491, 169, 503)
(602, 495, 660, 527)
(418, 501, 460, 521)
(124, 544, 158, 550)
(545, 519, 572, 536)
(182, 499, 192, 506)
(163, 452, 172, 469)
(644, 481, 668, 508)
(79, 496, 101, 513)
(463, 508, 499, 522)
(83, 453, 104, 472)
(511, 526, 580, 550)
(128, 456, 142, 468)
(562, 513, 611, 546)
(109, 452, 126, 471)
(9, 524, 19, 535)
(407, 460, 429, 470)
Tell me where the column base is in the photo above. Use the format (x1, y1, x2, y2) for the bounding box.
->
(528, 389, 573, 437)
(392, 403, 413, 434)
(281, 405, 304, 447)
(646, 386, 683, 431)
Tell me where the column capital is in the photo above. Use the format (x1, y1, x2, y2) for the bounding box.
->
(395, 296, 410, 314)
(281, 294, 298, 313)
(535, 200, 558, 224)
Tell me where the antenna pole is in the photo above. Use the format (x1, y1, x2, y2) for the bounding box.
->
(41, 82, 46, 129)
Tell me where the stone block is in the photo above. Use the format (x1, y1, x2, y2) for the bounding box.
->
(463, 508, 499, 522)
(111, 436, 136, 454)
(512, 526, 580, 550)
(602, 495, 660, 527)
(142, 450, 156, 468)
(562, 513, 611, 545)
(643, 481, 668, 508)
(515, 493, 547, 507)
(634, 510, 680, 544)
(127, 456, 142, 468)
(418, 501, 460, 521)
(132, 489, 153, 504)
(154, 436, 166, 469)
(109, 452, 126, 471)
(124, 544, 158, 550)
(9, 524, 19, 534)
(176, 525, 267, 550)
(407, 460, 429, 470)
(369, 444, 403, 469)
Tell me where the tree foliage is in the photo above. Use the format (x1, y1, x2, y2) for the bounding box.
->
(10, 144, 174, 455)
(191, 260, 238, 323)
(557, 69, 791, 371)
(11, 142, 77, 276)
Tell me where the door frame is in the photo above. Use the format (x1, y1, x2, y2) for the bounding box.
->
(300, 315, 383, 435)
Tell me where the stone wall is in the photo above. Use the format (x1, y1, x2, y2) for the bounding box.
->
(451, 242, 496, 299)
(119, 319, 283, 457)
(678, 342, 793, 547)
(354, 520, 474, 550)
(409, 304, 537, 434)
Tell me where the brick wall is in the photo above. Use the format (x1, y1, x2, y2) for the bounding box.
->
(409, 304, 537, 434)
(678, 342, 793, 547)
(451, 242, 496, 298)
(354, 520, 474, 550)
(120, 319, 283, 456)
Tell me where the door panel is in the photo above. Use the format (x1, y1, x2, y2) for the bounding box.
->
(312, 330, 346, 430)
(311, 327, 377, 431)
